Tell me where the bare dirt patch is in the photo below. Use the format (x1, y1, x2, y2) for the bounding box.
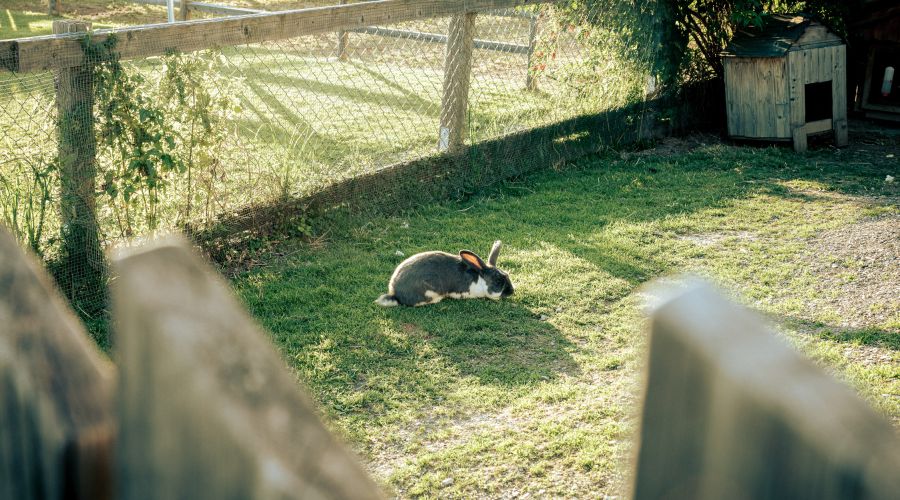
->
(803, 214, 900, 329)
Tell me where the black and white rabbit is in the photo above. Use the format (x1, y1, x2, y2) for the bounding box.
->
(375, 240, 514, 307)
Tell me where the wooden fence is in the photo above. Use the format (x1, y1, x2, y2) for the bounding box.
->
(128, 0, 539, 81)
(2, 224, 899, 498)
(632, 280, 900, 499)
(0, 226, 384, 499)
(0, 0, 552, 309)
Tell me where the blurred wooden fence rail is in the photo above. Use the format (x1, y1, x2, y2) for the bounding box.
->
(0, 226, 383, 500)
(632, 281, 900, 500)
(3, 225, 899, 499)
(0, 224, 114, 500)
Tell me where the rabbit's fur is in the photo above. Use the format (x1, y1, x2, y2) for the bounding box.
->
(376, 241, 514, 307)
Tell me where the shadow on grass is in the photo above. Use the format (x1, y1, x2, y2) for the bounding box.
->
(384, 299, 580, 386)
(241, 65, 441, 118)
(235, 133, 898, 417)
(241, 251, 578, 402)
(0, 9, 53, 40)
(232, 78, 437, 165)
(781, 316, 900, 351)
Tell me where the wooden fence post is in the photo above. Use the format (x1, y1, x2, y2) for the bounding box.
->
(0, 227, 115, 500)
(337, 0, 350, 61)
(631, 280, 900, 500)
(112, 235, 384, 500)
(179, 0, 190, 21)
(54, 20, 106, 314)
(438, 12, 476, 152)
(525, 14, 539, 91)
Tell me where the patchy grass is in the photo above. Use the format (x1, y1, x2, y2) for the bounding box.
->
(234, 137, 899, 498)
(0, 1, 167, 39)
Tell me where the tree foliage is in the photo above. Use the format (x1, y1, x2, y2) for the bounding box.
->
(559, 0, 861, 92)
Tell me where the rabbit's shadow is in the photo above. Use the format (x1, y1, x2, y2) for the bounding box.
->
(381, 298, 580, 387)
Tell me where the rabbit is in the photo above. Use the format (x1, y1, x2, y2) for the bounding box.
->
(375, 240, 514, 307)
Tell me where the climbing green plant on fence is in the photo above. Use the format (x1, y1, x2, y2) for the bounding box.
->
(157, 51, 241, 225)
(0, 155, 59, 258)
(86, 40, 241, 239)
(89, 36, 182, 238)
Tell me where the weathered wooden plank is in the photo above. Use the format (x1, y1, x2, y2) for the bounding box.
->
(631, 280, 900, 500)
(724, 58, 737, 136)
(742, 60, 755, 137)
(179, 0, 190, 21)
(788, 50, 807, 151)
(732, 59, 746, 137)
(804, 118, 832, 134)
(112, 235, 383, 500)
(438, 12, 476, 151)
(819, 45, 833, 84)
(805, 47, 817, 83)
(337, 0, 349, 60)
(743, 59, 760, 137)
(54, 20, 106, 315)
(757, 59, 775, 137)
(832, 44, 848, 146)
(773, 57, 789, 138)
(750, 60, 762, 137)
(12, 0, 553, 73)
(525, 13, 539, 90)
(0, 226, 115, 500)
(0, 40, 16, 72)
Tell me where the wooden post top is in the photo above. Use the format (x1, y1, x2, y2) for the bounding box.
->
(52, 20, 92, 33)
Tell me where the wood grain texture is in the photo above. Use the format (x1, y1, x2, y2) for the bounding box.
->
(832, 45, 848, 146)
(438, 12, 476, 151)
(53, 21, 106, 309)
(179, 0, 190, 21)
(337, 0, 350, 61)
(804, 117, 832, 134)
(0, 226, 114, 500)
(734, 60, 748, 137)
(788, 50, 807, 151)
(757, 59, 775, 137)
(724, 58, 737, 136)
(631, 280, 900, 500)
(112, 235, 383, 500)
(773, 57, 789, 138)
(525, 14, 539, 90)
(11, 0, 552, 73)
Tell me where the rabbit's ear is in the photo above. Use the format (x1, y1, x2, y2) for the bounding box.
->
(459, 251, 485, 271)
(487, 240, 502, 266)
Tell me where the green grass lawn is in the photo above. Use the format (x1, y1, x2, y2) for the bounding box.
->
(233, 136, 899, 498)
(0, 1, 167, 39)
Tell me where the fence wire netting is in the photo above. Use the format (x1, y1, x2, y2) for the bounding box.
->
(1, 1, 682, 330)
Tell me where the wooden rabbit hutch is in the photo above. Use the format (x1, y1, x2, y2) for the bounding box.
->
(723, 14, 848, 152)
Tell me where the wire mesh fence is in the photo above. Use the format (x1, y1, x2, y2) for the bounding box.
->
(0, 0, 691, 335)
